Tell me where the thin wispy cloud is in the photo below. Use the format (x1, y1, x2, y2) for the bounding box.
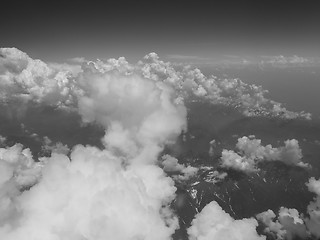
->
(166, 54, 211, 61)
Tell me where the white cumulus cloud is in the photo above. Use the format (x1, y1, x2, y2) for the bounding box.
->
(0, 147, 178, 240)
(305, 177, 320, 238)
(257, 177, 320, 239)
(188, 201, 265, 240)
(0, 49, 189, 239)
(161, 154, 198, 181)
(0, 48, 311, 120)
(220, 136, 308, 173)
(0, 48, 316, 240)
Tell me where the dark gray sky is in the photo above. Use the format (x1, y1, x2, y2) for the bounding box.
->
(1, 1, 319, 61)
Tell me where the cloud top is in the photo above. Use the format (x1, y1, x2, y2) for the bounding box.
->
(188, 201, 265, 240)
(0, 48, 311, 120)
(220, 136, 307, 173)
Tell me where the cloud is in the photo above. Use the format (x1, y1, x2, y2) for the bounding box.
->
(305, 177, 320, 238)
(167, 54, 210, 60)
(0, 144, 42, 188)
(236, 137, 305, 166)
(0, 48, 311, 120)
(0, 147, 179, 240)
(306, 177, 320, 195)
(188, 201, 265, 240)
(256, 209, 286, 240)
(256, 177, 320, 239)
(278, 207, 307, 240)
(0, 48, 76, 108)
(161, 154, 198, 181)
(166, 54, 211, 65)
(220, 136, 308, 173)
(139, 52, 311, 119)
(260, 55, 313, 68)
(168, 54, 319, 70)
(202, 169, 228, 184)
(0, 48, 315, 239)
(41, 136, 70, 155)
(66, 57, 87, 64)
(77, 60, 187, 161)
(256, 208, 307, 240)
(0, 144, 43, 226)
(0, 49, 188, 239)
(221, 149, 258, 172)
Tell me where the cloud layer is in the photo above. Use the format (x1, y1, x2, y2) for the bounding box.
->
(0, 48, 316, 240)
(0, 48, 187, 239)
(0, 48, 311, 120)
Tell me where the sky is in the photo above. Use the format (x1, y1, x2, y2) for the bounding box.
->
(1, 1, 320, 62)
(2, 45, 320, 240)
(2, 2, 320, 239)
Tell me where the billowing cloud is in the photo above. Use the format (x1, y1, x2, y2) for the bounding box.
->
(256, 207, 307, 240)
(0, 48, 311, 120)
(41, 136, 70, 155)
(278, 207, 307, 240)
(141, 53, 311, 119)
(77, 60, 187, 161)
(220, 136, 308, 173)
(0, 48, 188, 239)
(0, 144, 42, 188)
(0, 48, 77, 107)
(188, 201, 265, 240)
(0, 146, 180, 239)
(221, 149, 258, 172)
(0, 48, 316, 240)
(305, 177, 320, 238)
(0, 144, 43, 226)
(256, 209, 286, 240)
(306, 177, 320, 195)
(257, 177, 320, 239)
(161, 154, 198, 181)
